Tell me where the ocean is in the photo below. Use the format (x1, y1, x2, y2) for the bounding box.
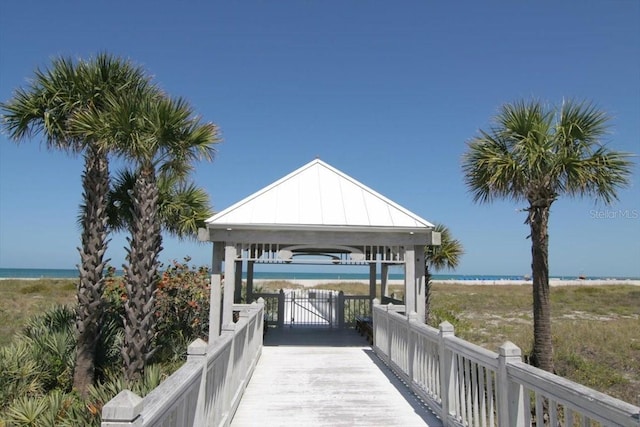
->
(0, 268, 637, 281)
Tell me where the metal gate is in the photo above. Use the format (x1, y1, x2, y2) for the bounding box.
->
(284, 289, 336, 327)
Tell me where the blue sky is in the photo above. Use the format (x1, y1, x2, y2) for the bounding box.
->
(1, 1, 639, 277)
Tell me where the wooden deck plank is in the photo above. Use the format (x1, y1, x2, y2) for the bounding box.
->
(230, 328, 442, 427)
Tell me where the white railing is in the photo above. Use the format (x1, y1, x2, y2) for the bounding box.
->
(372, 302, 640, 427)
(101, 300, 264, 427)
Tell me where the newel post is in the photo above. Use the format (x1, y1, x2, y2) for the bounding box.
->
(407, 311, 419, 383)
(386, 304, 393, 362)
(101, 390, 143, 427)
(372, 298, 380, 346)
(438, 321, 455, 426)
(497, 341, 525, 427)
(188, 339, 208, 426)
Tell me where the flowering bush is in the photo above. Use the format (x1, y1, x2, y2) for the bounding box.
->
(102, 258, 211, 363)
(153, 257, 211, 359)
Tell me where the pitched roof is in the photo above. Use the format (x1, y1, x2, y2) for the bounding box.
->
(206, 159, 434, 232)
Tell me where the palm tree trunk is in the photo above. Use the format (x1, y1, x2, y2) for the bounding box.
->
(73, 149, 110, 396)
(529, 205, 553, 372)
(424, 266, 432, 324)
(122, 168, 162, 381)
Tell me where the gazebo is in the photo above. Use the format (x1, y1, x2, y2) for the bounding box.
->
(198, 159, 440, 338)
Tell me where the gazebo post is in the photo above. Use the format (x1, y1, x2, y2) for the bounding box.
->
(369, 262, 377, 313)
(404, 246, 416, 315)
(381, 263, 389, 298)
(246, 261, 255, 303)
(209, 243, 224, 340)
(234, 260, 243, 303)
(223, 243, 237, 326)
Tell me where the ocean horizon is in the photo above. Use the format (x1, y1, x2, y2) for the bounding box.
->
(1, 268, 638, 282)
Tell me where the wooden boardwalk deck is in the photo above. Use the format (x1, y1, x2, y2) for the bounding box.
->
(230, 328, 442, 427)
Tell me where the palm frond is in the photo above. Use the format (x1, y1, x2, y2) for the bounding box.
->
(462, 98, 633, 207)
(425, 223, 464, 272)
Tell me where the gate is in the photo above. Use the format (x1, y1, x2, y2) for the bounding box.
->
(284, 289, 336, 327)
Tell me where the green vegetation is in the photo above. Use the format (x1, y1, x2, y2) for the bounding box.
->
(0, 260, 211, 425)
(2, 53, 219, 394)
(0, 279, 76, 347)
(428, 283, 640, 404)
(1, 276, 638, 423)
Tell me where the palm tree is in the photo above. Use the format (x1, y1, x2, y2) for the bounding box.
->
(461, 99, 633, 372)
(106, 169, 212, 238)
(424, 223, 464, 324)
(76, 90, 219, 379)
(1, 54, 153, 394)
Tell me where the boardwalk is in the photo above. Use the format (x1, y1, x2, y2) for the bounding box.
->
(231, 328, 442, 427)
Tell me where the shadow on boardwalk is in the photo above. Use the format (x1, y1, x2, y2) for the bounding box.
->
(264, 326, 371, 347)
(231, 327, 443, 426)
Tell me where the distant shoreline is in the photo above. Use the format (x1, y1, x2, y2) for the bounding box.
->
(255, 278, 640, 287)
(1, 271, 639, 287)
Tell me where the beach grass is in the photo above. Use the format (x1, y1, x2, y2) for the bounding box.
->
(1, 278, 638, 403)
(428, 283, 640, 404)
(0, 279, 77, 347)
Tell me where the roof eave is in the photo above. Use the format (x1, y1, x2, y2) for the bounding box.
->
(206, 223, 434, 234)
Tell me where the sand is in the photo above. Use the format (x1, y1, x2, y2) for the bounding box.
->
(254, 278, 640, 288)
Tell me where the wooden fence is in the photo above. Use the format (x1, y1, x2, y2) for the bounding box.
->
(372, 301, 640, 427)
(101, 300, 264, 427)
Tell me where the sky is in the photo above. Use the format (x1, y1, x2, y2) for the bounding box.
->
(0, 1, 639, 278)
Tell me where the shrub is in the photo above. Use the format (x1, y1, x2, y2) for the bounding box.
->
(1, 257, 214, 425)
(152, 258, 211, 362)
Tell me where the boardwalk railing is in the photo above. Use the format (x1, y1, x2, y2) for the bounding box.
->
(101, 300, 264, 427)
(372, 302, 640, 427)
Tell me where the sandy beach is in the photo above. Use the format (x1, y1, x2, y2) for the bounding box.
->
(254, 278, 640, 288)
(2, 276, 638, 287)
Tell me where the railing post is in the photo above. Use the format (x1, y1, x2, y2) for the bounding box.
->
(338, 291, 345, 328)
(407, 311, 419, 384)
(438, 321, 455, 426)
(386, 304, 393, 362)
(256, 298, 265, 349)
(497, 341, 525, 427)
(101, 390, 143, 427)
(372, 298, 380, 347)
(187, 338, 208, 426)
(221, 323, 237, 415)
(277, 289, 285, 328)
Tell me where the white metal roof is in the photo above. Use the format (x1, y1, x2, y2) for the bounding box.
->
(206, 159, 434, 231)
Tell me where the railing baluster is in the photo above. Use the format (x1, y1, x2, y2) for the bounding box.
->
(478, 365, 487, 427)
(487, 370, 495, 427)
(535, 393, 544, 427)
(549, 399, 557, 427)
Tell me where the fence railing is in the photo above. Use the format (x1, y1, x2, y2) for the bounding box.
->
(101, 300, 264, 427)
(372, 302, 640, 427)
(252, 290, 370, 328)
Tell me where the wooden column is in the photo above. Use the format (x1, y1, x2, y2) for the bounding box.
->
(209, 243, 223, 340)
(381, 263, 389, 298)
(415, 245, 426, 323)
(246, 260, 255, 303)
(404, 246, 416, 316)
(223, 243, 237, 326)
(234, 259, 243, 303)
(369, 262, 377, 314)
